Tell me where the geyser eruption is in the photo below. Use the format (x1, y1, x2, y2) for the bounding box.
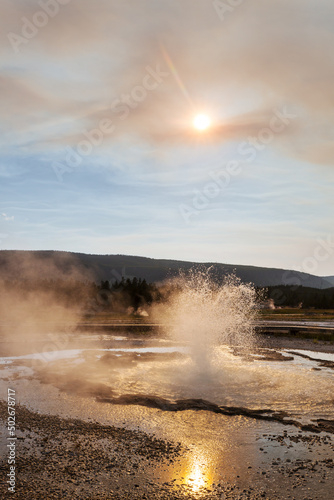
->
(156, 269, 258, 375)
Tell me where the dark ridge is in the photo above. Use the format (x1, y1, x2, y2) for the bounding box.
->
(0, 249, 332, 288)
(95, 395, 334, 434)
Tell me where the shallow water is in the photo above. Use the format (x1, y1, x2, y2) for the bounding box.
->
(1, 332, 333, 425)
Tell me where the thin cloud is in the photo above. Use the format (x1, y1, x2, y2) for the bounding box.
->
(0, 0, 333, 164)
(1, 213, 14, 221)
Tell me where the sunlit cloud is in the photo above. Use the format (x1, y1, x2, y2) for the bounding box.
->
(0, 0, 333, 163)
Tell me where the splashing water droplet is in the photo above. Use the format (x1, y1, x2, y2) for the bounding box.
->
(156, 268, 257, 376)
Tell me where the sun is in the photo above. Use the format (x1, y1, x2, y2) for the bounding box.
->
(193, 114, 211, 131)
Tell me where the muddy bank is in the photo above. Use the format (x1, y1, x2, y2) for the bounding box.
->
(1, 402, 334, 499)
(0, 401, 281, 500)
(0, 400, 183, 499)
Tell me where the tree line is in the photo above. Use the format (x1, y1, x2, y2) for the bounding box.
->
(264, 285, 334, 309)
(0, 277, 163, 315)
(2, 277, 334, 314)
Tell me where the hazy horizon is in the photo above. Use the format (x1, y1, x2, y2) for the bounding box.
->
(1, 248, 333, 280)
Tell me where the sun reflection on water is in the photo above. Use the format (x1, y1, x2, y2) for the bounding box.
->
(178, 451, 214, 494)
(184, 462, 208, 492)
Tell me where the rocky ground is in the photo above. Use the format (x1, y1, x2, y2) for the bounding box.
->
(0, 401, 281, 500)
(1, 400, 334, 500)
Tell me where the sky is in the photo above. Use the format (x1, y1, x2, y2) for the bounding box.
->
(1, 0, 334, 275)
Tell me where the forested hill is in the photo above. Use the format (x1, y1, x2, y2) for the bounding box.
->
(0, 250, 332, 289)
